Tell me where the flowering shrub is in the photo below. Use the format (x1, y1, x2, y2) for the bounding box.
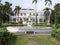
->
(18, 20, 23, 24)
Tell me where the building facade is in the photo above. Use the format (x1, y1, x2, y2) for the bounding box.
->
(10, 9, 45, 24)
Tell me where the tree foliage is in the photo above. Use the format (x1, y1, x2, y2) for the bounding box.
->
(0, 1, 13, 23)
(14, 6, 21, 15)
(45, 0, 52, 6)
(54, 3, 60, 28)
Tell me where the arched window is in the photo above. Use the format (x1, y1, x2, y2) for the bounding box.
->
(13, 18, 16, 22)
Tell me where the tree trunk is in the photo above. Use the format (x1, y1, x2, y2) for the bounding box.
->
(47, 14, 50, 25)
(35, 3, 37, 24)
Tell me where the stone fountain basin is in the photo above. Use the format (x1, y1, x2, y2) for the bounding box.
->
(7, 27, 19, 33)
(7, 26, 52, 34)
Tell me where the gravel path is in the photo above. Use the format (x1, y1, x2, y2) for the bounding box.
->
(27, 36, 39, 45)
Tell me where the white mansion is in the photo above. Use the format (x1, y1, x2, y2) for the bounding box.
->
(10, 9, 45, 24)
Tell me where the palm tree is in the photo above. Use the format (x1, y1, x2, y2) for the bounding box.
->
(4, 1, 12, 13)
(0, 0, 3, 24)
(32, 0, 37, 24)
(44, 8, 51, 24)
(45, 0, 52, 6)
(32, 0, 52, 24)
(14, 6, 21, 22)
(1, 2, 12, 22)
(45, 0, 52, 25)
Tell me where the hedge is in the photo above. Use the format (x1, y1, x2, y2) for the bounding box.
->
(2, 23, 26, 27)
(32, 24, 52, 27)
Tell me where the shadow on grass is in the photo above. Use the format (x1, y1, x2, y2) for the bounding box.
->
(7, 35, 17, 45)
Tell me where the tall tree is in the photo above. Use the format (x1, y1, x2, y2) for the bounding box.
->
(54, 3, 60, 28)
(32, 0, 37, 24)
(0, 0, 3, 24)
(44, 8, 51, 24)
(14, 6, 21, 21)
(32, 0, 52, 24)
(0, 1, 12, 23)
(50, 10, 55, 24)
(0, 1, 13, 23)
(45, 0, 52, 25)
(4, 1, 12, 13)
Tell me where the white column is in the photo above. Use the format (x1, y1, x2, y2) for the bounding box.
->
(25, 31, 26, 34)
(38, 18, 40, 24)
(16, 18, 17, 23)
(22, 18, 24, 24)
(34, 32, 35, 34)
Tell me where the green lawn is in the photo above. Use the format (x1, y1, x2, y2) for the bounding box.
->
(15, 35, 28, 45)
(8, 35, 60, 45)
(34, 35, 60, 45)
(7, 35, 28, 45)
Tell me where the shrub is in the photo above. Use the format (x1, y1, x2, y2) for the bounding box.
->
(2, 23, 26, 27)
(0, 32, 14, 45)
(0, 27, 15, 45)
(52, 28, 60, 40)
(32, 24, 52, 27)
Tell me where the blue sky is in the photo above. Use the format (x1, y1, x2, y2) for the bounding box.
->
(1, 0, 60, 11)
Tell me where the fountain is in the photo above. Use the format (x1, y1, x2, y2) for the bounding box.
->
(7, 26, 52, 34)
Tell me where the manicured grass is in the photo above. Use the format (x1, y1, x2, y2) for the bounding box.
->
(34, 35, 60, 45)
(8, 35, 28, 45)
(8, 35, 60, 45)
(15, 35, 28, 45)
(32, 23, 52, 27)
(2, 23, 26, 27)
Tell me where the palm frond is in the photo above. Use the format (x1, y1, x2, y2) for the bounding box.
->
(45, 0, 52, 6)
(32, 0, 37, 4)
(32, 0, 35, 3)
(43, 7, 51, 11)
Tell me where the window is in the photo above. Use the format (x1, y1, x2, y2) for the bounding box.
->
(33, 13, 35, 16)
(32, 18, 35, 22)
(39, 19, 43, 22)
(21, 13, 22, 16)
(30, 13, 31, 15)
(13, 18, 16, 22)
(24, 18, 25, 21)
(37, 14, 38, 16)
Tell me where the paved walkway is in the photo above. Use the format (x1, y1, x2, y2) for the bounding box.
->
(27, 36, 39, 45)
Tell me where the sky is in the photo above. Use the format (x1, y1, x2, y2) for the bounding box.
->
(1, 0, 60, 11)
